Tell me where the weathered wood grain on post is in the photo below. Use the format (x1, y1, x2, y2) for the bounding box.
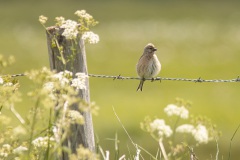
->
(46, 26, 95, 159)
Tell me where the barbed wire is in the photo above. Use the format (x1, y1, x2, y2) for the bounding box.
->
(3, 73, 240, 83)
(88, 74, 240, 83)
(10, 73, 26, 78)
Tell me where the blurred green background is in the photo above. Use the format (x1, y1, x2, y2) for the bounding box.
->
(1, 0, 240, 159)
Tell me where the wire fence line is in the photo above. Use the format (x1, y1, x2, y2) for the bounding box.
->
(88, 74, 240, 83)
(3, 73, 240, 83)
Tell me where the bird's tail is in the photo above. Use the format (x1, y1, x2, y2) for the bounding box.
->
(137, 79, 145, 91)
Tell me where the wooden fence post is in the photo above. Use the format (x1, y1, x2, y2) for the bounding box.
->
(46, 26, 95, 159)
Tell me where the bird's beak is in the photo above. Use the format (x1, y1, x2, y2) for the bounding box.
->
(153, 48, 157, 51)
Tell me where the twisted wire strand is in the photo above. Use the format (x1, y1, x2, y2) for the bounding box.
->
(88, 74, 240, 83)
(1, 73, 240, 83)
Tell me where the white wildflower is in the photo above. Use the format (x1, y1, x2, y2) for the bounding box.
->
(42, 81, 56, 100)
(42, 66, 50, 72)
(3, 82, 13, 87)
(192, 124, 209, 144)
(179, 106, 189, 119)
(71, 78, 86, 90)
(2, 144, 11, 150)
(13, 125, 27, 136)
(82, 31, 99, 44)
(61, 70, 73, 80)
(164, 104, 179, 116)
(0, 77, 3, 84)
(52, 71, 71, 86)
(61, 19, 79, 39)
(32, 136, 55, 149)
(176, 124, 195, 134)
(75, 72, 88, 78)
(75, 10, 86, 16)
(32, 137, 44, 148)
(0, 152, 8, 158)
(13, 146, 28, 154)
(150, 119, 173, 138)
(164, 104, 189, 119)
(71, 73, 87, 90)
(39, 15, 48, 24)
(75, 10, 93, 20)
(55, 16, 65, 26)
(0, 144, 11, 157)
(67, 110, 84, 124)
(43, 82, 54, 91)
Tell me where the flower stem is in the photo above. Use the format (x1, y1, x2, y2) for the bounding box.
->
(10, 103, 25, 124)
(159, 138, 168, 160)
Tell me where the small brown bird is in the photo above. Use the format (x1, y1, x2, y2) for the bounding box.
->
(136, 43, 161, 91)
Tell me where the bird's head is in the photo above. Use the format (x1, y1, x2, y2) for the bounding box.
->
(144, 43, 157, 54)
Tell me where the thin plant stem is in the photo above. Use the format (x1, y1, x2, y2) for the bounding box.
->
(44, 109, 53, 160)
(113, 106, 157, 160)
(98, 146, 106, 160)
(127, 145, 132, 160)
(54, 38, 66, 65)
(105, 151, 110, 160)
(112, 107, 136, 147)
(10, 103, 25, 124)
(159, 138, 168, 160)
(119, 155, 126, 160)
(187, 146, 198, 160)
(172, 116, 180, 143)
(215, 138, 219, 160)
(115, 133, 119, 160)
(137, 145, 158, 160)
(228, 123, 240, 160)
(28, 97, 41, 158)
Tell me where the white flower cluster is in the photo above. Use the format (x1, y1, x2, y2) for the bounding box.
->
(52, 70, 72, 86)
(67, 110, 84, 124)
(75, 10, 93, 20)
(55, 16, 65, 26)
(43, 82, 54, 91)
(150, 119, 173, 138)
(192, 124, 209, 144)
(13, 125, 27, 136)
(71, 72, 88, 90)
(4, 82, 13, 87)
(82, 31, 100, 44)
(176, 124, 194, 134)
(39, 15, 48, 24)
(176, 124, 209, 144)
(164, 104, 189, 119)
(32, 136, 55, 149)
(60, 19, 79, 40)
(0, 77, 3, 84)
(0, 144, 11, 158)
(43, 71, 87, 92)
(13, 146, 28, 154)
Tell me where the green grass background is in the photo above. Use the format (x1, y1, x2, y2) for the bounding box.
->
(1, 0, 240, 159)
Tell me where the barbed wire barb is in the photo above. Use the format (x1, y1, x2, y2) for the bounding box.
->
(0, 73, 240, 83)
